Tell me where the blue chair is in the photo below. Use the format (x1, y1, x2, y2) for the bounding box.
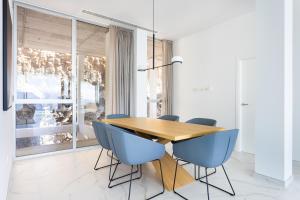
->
(107, 114, 129, 119)
(106, 124, 166, 200)
(92, 120, 139, 185)
(184, 118, 218, 179)
(158, 115, 179, 121)
(185, 118, 216, 126)
(173, 129, 238, 200)
(92, 121, 117, 171)
(92, 114, 129, 170)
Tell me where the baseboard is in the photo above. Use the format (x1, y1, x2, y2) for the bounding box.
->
(15, 145, 100, 161)
(254, 172, 293, 188)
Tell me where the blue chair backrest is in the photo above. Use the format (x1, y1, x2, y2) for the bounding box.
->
(173, 129, 238, 168)
(106, 114, 129, 119)
(186, 118, 217, 126)
(92, 121, 111, 150)
(105, 124, 165, 165)
(158, 115, 179, 121)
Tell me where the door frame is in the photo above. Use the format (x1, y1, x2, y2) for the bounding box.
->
(235, 57, 256, 153)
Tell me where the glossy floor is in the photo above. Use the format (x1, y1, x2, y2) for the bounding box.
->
(7, 147, 300, 200)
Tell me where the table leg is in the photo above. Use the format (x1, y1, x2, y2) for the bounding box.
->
(152, 152, 194, 191)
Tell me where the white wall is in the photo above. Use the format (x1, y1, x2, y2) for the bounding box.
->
(173, 12, 255, 129)
(134, 29, 148, 117)
(293, 0, 300, 161)
(0, 1, 14, 199)
(254, 0, 293, 183)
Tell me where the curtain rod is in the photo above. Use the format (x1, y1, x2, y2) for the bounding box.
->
(82, 10, 157, 33)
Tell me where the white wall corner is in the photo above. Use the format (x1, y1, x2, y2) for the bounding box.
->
(293, 0, 300, 162)
(255, 0, 293, 182)
(283, 0, 293, 180)
(0, 1, 14, 199)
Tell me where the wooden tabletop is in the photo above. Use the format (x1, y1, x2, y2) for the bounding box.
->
(101, 117, 224, 141)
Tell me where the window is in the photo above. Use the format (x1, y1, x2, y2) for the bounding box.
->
(17, 7, 72, 100)
(16, 7, 73, 156)
(15, 6, 108, 156)
(147, 38, 163, 118)
(76, 21, 108, 148)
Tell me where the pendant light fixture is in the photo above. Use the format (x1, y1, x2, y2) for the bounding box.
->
(138, 0, 183, 72)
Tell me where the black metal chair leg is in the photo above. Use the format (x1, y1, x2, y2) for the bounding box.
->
(146, 160, 165, 200)
(205, 168, 210, 200)
(94, 148, 119, 171)
(112, 164, 140, 182)
(127, 165, 134, 200)
(94, 148, 103, 170)
(106, 149, 118, 160)
(108, 152, 114, 180)
(194, 165, 197, 180)
(173, 160, 188, 200)
(222, 165, 235, 196)
(108, 160, 165, 199)
(199, 166, 235, 196)
(107, 151, 139, 181)
(108, 154, 138, 181)
(108, 163, 141, 188)
(196, 167, 217, 180)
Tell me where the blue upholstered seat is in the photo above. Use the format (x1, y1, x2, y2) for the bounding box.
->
(176, 118, 218, 180)
(107, 114, 129, 119)
(92, 121, 111, 150)
(93, 114, 129, 151)
(173, 129, 239, 200)
(92, 113, 129, 171)
(185, 118, 217, 127)
(106, 125, 165, 165)
(105, 124, 166, 200)
(173, 130, 238, 168)
(158, 115, 179, 121)
(92, 119, 140, 184)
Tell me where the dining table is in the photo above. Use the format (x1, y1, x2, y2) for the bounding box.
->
(102, 117, 224, 191)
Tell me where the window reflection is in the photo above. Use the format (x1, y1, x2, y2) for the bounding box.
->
(16, 6, 73, 156)
(76, 21, 107, 148)
(17, 48, 72, 99)
(147, 38, 163, 118)
(15, 104, 73, 156)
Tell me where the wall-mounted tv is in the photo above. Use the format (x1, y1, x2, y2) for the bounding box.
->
(3, 0, 13, 111)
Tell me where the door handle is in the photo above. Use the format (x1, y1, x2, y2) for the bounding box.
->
(241, 103, 249, 106)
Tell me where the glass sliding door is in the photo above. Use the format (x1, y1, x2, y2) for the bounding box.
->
(76, 21, 107, 148)
(15, 6, 73, 156)
(147, 38, 163, 118)
(15, 6, 108, 156)
(15, 103, 73, 156)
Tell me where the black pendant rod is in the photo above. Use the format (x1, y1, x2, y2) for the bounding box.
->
(153, 33, 155, 70)
(138, 0, 182, 72)
(152, 0, 155, 70)
(137, 61, 181, 72)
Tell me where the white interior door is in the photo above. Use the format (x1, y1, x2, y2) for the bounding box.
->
(240, 58, 256, 154)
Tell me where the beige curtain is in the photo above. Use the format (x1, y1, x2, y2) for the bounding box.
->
(161, 40, 173, 115)
(106, 26, 135, 116)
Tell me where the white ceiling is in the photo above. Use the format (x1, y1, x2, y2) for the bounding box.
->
(17, 0, 255, 40)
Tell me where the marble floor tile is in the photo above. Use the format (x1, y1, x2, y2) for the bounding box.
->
(7, 149, 300, 200)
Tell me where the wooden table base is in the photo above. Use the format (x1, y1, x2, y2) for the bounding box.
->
(152, 153, 194, 191)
